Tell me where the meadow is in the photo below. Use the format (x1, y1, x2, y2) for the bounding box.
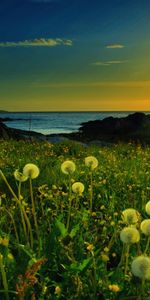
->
(0, 139, 150, 300)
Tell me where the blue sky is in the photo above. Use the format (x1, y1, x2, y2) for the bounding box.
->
(0, 0, 150, 111)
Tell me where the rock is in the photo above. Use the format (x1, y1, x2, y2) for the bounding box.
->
(0, 122, 46, 141)
(77, 112, 150, 144)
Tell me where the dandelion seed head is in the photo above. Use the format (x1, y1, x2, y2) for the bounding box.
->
(122, 208, 139, 225)
(14, 169, 28, 182)
(120, 227, 140, 244)
(72, 182, 84, 194)
(61, 160, 76, 174)
(131, 256, 150, 279)
(145, 201, 150, 216)
(23, 163, 40, 179)
(140, 219, 150, 236)
(85, 156, 98, 170)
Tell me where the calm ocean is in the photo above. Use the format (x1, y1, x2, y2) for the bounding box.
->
(0, 111, 149, 135)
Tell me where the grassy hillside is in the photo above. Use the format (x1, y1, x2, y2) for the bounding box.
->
(0, 140, 150, 299)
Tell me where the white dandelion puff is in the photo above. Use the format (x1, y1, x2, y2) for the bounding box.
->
(23, 163, 40, 179)
(85, 156, 98, 170)
(131, 256, 150, 279)
(61, 160, 76, 174)
(140, 219, 150, 236)
(120, 227, 140, 244)
(72, 182, 84, 194)
(122, 208, 140, 225)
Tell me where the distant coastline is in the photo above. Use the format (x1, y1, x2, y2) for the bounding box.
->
(0, 112, 150, 145)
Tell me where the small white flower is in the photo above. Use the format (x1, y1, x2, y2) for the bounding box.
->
(120, 227, 140, 244)
(61, 160, 76, 175)
(85, 156, 98, 170)
(72, 182, 84, 195)
(140, 219, 150, 236)
(14, 169, 28, 182)
(23, 163, 40, 179)
(122, 208, 139, 225)
(145, 201, 150, 216)
(131, 256, 150, 279)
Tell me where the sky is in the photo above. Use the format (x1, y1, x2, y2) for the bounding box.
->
(0, 0, 150, 111)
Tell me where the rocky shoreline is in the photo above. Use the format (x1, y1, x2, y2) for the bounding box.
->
(0, 112, 150, 145)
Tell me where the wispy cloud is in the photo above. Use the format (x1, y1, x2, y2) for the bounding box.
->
(106, 44, 125, 49)
(0, 38, 73, 47)
(32, 81, 150, 88)
(91, 60, 127, 66)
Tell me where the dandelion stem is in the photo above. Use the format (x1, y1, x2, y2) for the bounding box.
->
(124, 244, 130, 275)
(90, 172, 93, 211)
(18, 182, 29, 245)
(91, 251, 97, 297)
(141, 278, 145, 297)
(118, 243, 125, 268)
(0, 254, 9, 300)
(144, 236, 150, 254)
(22, 205, 34, 249)
(29, 178, 40, 255)
(0, 170, 19, 205)
(66, 175, 72, 231)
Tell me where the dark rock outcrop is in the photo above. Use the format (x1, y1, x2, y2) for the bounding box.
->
(0, 122, 45, 141)
(75, 112, 150, 144)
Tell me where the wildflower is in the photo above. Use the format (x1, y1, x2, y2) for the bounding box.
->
(122, 208, 139, 225)
(0, 237, 9, 246)
(108, 284, 120, 292)
(55, 286, 61, 296)
(131, 256, 150, 279)
(145, 201, 150, 216)
(61, 160, 76, 174)
(7, 253, 14, 261)
(104, 247, 109, 253)
(14, 170, 28, 182)
(114, 212, 118, 217)
(72, 182, 84, 195)
(87, 244, 94, 252)
(120, 227, 140, 244)
(101, 253, 109, 262)
(110, 221, 115, 226)
(23, 163, 40, 179)
(85, 156, 98, 170)
(91, 212, 97, 217)
(112, 253, 117, 257)
(100, 205, 105, 210)
(102, 179, 106, 184)
(140, 219, 150, 236)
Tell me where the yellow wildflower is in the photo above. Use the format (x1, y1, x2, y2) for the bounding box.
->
(109, 284, 120, 292)
(87, 244, 94, 252)
(55, 286, 61, 296)
(101, 253, 109, 262)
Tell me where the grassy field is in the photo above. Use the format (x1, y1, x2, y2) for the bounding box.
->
(0, 139, 150, 300)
